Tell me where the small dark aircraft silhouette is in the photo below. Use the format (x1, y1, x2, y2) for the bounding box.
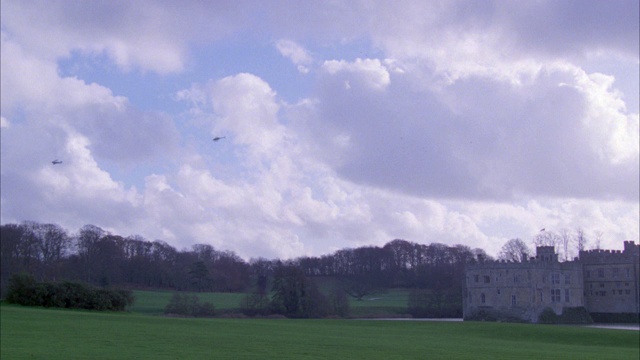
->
(52, 160, 63, 165)
(212, 136, 226, 142)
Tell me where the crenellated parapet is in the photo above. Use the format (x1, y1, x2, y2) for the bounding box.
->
(579, 241, 639, 264)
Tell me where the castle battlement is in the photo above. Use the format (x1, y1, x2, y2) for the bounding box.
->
(579, 241, 639, 263)
(467, 258, 578, 269)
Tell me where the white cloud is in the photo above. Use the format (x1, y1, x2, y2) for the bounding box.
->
(1, 0, 637, 261)
(1, 0, 253, 74)
(276, 39, 313, 73)
(570, 69, 639, 164)
(322, 58, 391, 90)
(1, 32, 126, 113)
(208, 73, 286, 163)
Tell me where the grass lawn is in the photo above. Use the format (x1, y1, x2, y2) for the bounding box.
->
(130, 288, 412, 317)
(130, 290, 247, 315)
(2, 303, 638, 360)
(348, 288, 411, 317)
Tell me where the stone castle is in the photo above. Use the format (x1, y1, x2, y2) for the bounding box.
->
(463, 241, 639, 322)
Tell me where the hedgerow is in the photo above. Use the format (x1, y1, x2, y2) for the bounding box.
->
(5, 273, 134, 311)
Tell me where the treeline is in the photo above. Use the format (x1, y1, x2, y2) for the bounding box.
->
(1, 221, 492, 317)
(0, 222, 249, 296)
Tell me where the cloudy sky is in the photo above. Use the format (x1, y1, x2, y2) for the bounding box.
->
(1, 0, 638, 260)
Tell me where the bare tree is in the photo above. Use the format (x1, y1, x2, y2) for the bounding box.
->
(575, 227, 589, 253)
(533, 230, 562, 258)
(559, 229, 572, 262)
(498, 238, 531, 262)
(38, 223, 70, 265)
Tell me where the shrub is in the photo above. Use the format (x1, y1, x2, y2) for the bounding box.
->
(164, 293, 216, 317)
(590, 312, 639, 324)
(4, 274, 134, 311)
(560, 307, 593, 324)
(538, 307, 560, 324)
(538, 307, 593, 324)
(5, 273, 42, 306)
(408, 289, 462, 318)
(240, 293, 271, 317)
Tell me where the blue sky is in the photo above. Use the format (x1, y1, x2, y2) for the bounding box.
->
(1, 0, 638, 260)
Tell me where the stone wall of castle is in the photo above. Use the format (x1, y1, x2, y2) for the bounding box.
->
(463, 241, 639, 322)
(579, 241, 640, 314)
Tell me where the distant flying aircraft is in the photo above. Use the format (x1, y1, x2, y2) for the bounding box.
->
(52, 160, 63, 165)
(212, 136, 226, 142)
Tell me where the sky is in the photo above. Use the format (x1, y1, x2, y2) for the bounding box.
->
(1, 0, 638, 260)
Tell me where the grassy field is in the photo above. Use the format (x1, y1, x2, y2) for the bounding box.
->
(1, 303, 638, 360)
(348, 288, 412, 317)
(130, 290, 247, 315)
(130, 288, 412, 317)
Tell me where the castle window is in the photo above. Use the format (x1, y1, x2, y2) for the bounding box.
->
(481, 293, 486, 304)
(552, 273, 560, 285)
(564, 289, 570, 302)
(497, 289, 501, 295)
(625, 290, 631, 295)
(540, 292, 543, 302)
(612, 268, 619, 277)
(511, 295, 517, 305)
(483, 275, 490, 283)
(599, 283, 604, 288)
(626, 268, 630, 278)
(598, 268, 604, 277)
(564, 274, 570, 284)
(551, 289, 561, 302)
(474, 275, 479, 283)
(625, 282, 630, 286)
(513, 275, 519, 283)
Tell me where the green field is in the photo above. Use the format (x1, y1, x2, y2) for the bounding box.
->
(130, 290, 248, 315)
(1, 303, 638, 360)
(130, 288, 412, 317)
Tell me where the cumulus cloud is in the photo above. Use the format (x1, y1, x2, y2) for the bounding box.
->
(297, 59, 639, 202)
(1, 0, 637, 260)
(1, 0, 254, 74)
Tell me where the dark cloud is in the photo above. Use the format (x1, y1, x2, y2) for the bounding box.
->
(499, 0, 639, 60)
(302, 63, 638, 202)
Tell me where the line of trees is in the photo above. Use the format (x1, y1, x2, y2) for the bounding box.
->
(1, 221, 494, 317)
(1, 222, 250, 297)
